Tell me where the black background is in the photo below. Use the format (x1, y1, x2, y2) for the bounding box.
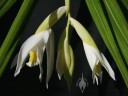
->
(0, 0, 128, 96)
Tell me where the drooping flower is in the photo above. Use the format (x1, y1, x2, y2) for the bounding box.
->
(56, 30, 74, 87)
(13, 29, 54, 88)
(70, 17, 115, 85)
(12, 5, 67, 88)
(83, 42, 115, 84)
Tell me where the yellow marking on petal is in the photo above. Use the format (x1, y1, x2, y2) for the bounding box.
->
(29, 50, 37, 64)
(93, 62, 102, 76)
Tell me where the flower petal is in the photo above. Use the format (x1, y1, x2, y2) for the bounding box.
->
(83, 43, 99, 70)
(37, 46, 45, 82)
(92, 72, 99, 85)
(26, 49, 38, 67)
(14, 29, 50, 76)
(101, 53, 116, 80)
(45, 30, 54, 88)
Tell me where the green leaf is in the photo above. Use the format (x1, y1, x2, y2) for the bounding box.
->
(0, 39, 19, 76)
(122, 0, 128, 10)
(104, 0, 128, 66)
(0, 0, 16, 18)
(0, 0, 7, 8)
(85, 0, 128, 87)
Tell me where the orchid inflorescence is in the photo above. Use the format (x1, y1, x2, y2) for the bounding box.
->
(11, 0, 116, 88)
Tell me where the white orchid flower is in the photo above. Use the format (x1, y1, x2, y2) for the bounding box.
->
(70, 17, 115, 85)
(83, 43, 115, 84)
(11, 5, 67, 88)
(13, 29, 54, 88)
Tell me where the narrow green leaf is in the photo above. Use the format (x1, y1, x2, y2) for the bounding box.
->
(0, 0, 7, 8)
(0, 0, 16, 18)
(0, 39, 19, 76)
(104, 0, 128, 66)
(85, 0, 128, 87)
(122, 0, 128, 10)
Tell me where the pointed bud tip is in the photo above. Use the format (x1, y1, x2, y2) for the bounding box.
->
(14, 69, 20, 77)
(39, 73, 43, 82)
(14, 72, 18, 77)
(58, 74, 61, 80)
(46, 83, 48, 89)
(112, 75, 116, 81)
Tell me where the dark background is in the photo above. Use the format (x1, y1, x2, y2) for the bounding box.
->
(0, 0, 128, 96)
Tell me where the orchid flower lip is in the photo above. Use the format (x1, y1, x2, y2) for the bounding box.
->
(26, 50, 38, 67)
(83, 42, 115, 84)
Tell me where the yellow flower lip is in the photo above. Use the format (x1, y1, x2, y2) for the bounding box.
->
(29, 50, 37, 64)
(93, 62, 102, 76)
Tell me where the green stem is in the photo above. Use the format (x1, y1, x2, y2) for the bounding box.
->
(65, 13, 71, 39)
(64, 0, 71, 39)
(65, 0, 70, 14)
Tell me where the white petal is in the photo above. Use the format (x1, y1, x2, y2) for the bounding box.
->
(101, 53, 115, 80)
(14, 51, 26, 76)
(95, 75, 99, 85)
(83, 43, 99, 70)
(92, 72, 98, 85)
(46, 30, 54, 87)
(37, 46, 45, 81)
(14, 29, 50, 76)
